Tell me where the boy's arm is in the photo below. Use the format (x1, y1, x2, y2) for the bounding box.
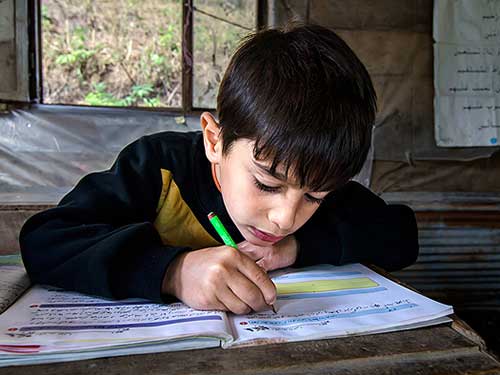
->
(20, 136, 185, 303)
(293, 181, 419, 271)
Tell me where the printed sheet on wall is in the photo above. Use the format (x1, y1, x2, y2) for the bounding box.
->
(434, 0, 500, 147)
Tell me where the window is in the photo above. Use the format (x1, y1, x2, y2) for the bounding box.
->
(193, 0, 256, 108)
(39, 0, 258, 110)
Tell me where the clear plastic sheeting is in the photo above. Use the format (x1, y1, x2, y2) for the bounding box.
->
(0, 105, 201, 203)
(0, 105, 373, 204)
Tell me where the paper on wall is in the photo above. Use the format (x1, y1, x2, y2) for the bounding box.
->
(434, 0, 500, 146)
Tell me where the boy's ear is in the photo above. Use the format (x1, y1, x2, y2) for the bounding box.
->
(200, 112, 222, 164)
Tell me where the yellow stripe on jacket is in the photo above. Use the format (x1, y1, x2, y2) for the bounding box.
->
(154, 169, 220, 250)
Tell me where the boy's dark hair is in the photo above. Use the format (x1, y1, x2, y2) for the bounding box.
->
(216, 24, 377, 192)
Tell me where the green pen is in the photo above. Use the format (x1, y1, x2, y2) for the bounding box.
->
(207, 211, 277, 313)
(207, 212, 238, 249)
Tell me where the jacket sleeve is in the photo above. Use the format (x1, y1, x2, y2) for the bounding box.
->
(20, 136, 187, 303)
(294, 181, 419, 271)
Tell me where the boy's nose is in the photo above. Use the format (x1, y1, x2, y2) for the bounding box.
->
(268, 203, 297, 232)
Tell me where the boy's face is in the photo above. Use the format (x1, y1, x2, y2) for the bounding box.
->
(202, 113, 330, 246)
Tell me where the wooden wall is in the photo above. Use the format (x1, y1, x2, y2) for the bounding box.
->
(0, 205, 49, 254)
(0, 0, 30, 102)
(270, 0, 500, 193)
(0, 0, 17, 95)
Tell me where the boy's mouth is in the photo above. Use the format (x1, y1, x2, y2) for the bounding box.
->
(250, 227, 285, 243)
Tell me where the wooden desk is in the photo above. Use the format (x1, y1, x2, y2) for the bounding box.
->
(2, 318, 500, 375)
(1, 203, 500, 374)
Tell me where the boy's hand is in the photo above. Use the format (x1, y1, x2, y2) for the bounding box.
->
(162, 246, 276, 315)
(237, 235, 299, 272)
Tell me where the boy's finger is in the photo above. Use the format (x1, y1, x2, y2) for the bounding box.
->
(236, 256, 276, 305)
(216, 286, 252, 315)
(258, 252, 291, 271)
(202, 297, 229, 312)
(236, 241, 266, 261)
(256, 258, 270, 271)
(227, 270, 271, 312)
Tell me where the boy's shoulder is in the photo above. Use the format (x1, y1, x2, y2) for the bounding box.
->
(131, 130, 203, 160)
(142, 130, 202, 147)
(127, 131, 204, 173)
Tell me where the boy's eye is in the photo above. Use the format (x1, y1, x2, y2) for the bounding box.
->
(253, 178, 281, 193)
(253, 177, 325, 205)
(304, 194, 325, 205)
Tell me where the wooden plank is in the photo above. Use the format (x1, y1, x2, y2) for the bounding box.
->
(372, 76, 413, 161)
(382, 192, 500, 212)
(309, 0, 431, 32)
(412, 37, 433, 78)
(0, 209, 37, 254)
(182, 0, 193, 112)
(0, 41, 16, 93)
(373, 76, 412, 121)
(411, 76, 433, 158)
(415, 0, 433, 33)
(0, 0, 14, 42)
(335, 30, 427, 76)
(2, 326, 499, 374)
(0, 0, 30, 102)
(371, 157, 500, 192)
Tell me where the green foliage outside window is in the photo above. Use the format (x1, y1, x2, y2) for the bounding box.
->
(41, 0, 254, 108)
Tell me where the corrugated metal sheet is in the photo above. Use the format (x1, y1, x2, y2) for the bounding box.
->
(384, 193, 500, 313)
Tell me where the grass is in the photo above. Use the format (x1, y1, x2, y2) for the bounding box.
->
(41, 0, 255, 109)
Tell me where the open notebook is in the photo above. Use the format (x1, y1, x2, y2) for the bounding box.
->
(0, 261, 453, 367)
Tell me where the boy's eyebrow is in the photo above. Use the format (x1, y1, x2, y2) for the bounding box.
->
(253, 161, 288, 181)
(253, 160, 331, 194)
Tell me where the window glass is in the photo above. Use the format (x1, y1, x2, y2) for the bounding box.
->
(193, 0, 255, 108)
(41, 0, 182, 107)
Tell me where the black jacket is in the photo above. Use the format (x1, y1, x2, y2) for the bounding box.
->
(20, 131, 419, 303)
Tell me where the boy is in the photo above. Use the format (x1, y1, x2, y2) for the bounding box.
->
(20, 24, 418, 315)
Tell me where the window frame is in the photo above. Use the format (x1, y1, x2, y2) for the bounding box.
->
(0, 0, 34, 103)
(24, 0, 267, 113)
